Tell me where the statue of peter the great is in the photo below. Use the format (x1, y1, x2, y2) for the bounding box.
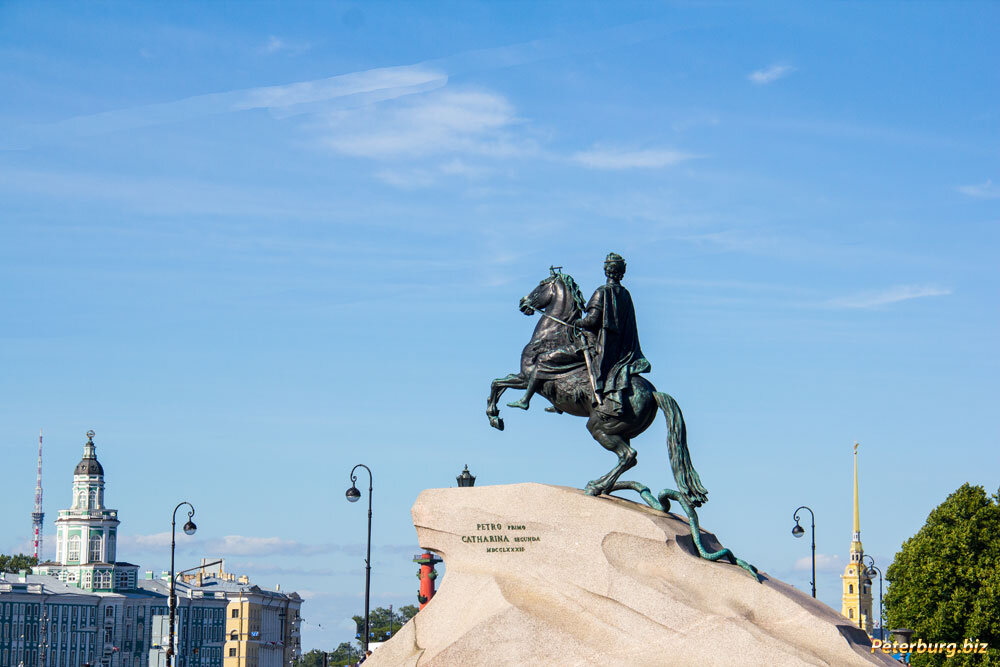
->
(507, 252, 650, 416)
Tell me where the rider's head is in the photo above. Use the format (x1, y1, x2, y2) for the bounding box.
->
(604, 252, 626, 281)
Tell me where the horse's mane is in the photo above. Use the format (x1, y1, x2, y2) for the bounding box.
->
(555, 272, 587, 317)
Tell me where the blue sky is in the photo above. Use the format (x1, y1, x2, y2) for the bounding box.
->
(1, 1, 997, 650)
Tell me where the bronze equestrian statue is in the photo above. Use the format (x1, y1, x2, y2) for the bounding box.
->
(486, 253, 759, 579)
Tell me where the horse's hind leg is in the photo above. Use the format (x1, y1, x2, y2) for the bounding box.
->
(487, 373, 527, 431)
(584, 420, 637, 495)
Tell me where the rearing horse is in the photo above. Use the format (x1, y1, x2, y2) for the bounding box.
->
(485, 268, 759, 579)
(485, 268, 708, 505)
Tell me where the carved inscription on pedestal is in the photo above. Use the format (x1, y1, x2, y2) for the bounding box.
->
(460, 522, 542, 553)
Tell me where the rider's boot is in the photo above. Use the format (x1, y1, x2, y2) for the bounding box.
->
(507, 373, 539, 410)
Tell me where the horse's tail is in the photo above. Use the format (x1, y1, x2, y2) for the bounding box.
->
(653, 392, 709, 508)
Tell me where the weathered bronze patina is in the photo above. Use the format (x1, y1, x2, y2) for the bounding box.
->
(486, 254, 758, 579)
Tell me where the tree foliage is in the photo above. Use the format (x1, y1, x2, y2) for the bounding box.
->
(327, 642, 361, 667)
(294, 644, 360, 667)
(352, 604, 419, 643)
(0, 554, 38, 573)
(884, 483, 1000, 666)
(293, 649, 327, 667)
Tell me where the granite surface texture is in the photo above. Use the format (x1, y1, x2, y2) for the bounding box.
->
(367, 483, 896, 667)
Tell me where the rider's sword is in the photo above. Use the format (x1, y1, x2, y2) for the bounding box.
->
(581, 343, 603, 408)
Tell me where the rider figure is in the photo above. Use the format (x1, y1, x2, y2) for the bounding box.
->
(575, 252, 651, 416)
(507, 254, 650, 415)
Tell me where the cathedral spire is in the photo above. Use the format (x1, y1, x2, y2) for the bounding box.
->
(842, 440, 872, 634)
(852, 441, 861, 548)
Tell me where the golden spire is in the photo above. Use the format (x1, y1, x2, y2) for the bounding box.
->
(852, 441, 862, 552)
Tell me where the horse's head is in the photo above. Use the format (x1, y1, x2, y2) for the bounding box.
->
(519, 267, 587, 322)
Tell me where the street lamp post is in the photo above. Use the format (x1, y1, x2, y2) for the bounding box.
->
(167, 502, 197, 667)
(345, 464, 373, 654)
(791, 506, 816, 598)
(863, 555, 884, 637)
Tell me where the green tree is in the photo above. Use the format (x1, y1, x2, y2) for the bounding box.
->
(327, 641, 361, 666)
(0, 554, 37, 573)
(884, 483, 1000, 666)
(293, 649, 326, 667)
(293, 644, 361, 667)
(351, 604, 419, 643)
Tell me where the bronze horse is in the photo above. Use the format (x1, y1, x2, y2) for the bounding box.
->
(485, 269, 708, 505)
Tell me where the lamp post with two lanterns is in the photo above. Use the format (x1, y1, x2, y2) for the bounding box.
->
(862, 554, 884, 637)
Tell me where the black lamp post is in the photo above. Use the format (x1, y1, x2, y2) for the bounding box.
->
(346, 464, 373, 654)
(457, 465, 476, 487)
(863, 555, 884, 638)
(791, 506, 816, 598)
(167, 502, 196, 667)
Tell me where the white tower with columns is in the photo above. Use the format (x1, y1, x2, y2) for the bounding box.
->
(34, 430, 138, 591)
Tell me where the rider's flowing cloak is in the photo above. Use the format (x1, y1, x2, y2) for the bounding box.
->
(583, 283, 651, 414)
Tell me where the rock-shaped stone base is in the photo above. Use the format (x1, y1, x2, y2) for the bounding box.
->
(369, 483, 894, 666)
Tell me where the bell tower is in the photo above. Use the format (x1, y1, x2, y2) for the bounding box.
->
(840, 442, 873, 633)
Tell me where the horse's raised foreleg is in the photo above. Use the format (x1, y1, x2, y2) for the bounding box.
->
(584, 423, 637, 496)
(486, 373, 527, 431)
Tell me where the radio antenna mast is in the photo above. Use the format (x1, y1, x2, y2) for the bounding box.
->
(32, 429, 44, 562)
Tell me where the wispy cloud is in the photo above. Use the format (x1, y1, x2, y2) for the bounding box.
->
(571, 146, 698, 169)
(319, 88, 531, 160)
(748, 64, 795, 85)
(229, 562, 343, 577)
(4, 65, 448, 148)
(956, 179, 1000, 199)
(262, 35, 311, 56)
(826, 285, 951, 309)
(374, 168, 436, 189)
(120, 533, 420, 559)
(7, 21, 670, 150)
(795, 553, 843, 573)
(439, 158, 492, 179)
(374, 159, 494, 189)
(120, 532, 344, 557)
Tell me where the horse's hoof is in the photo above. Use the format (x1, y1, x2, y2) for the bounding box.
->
(489, 416, 504, 431)
(584, 482, 602, 496)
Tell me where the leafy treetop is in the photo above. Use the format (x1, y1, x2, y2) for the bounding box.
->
(884, 483, 999, 666)
(0, 554, 38, 574)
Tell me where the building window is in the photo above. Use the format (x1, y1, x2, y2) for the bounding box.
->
(230, 630, 237, 640)
(229, 648, 236, 657)
(849, 609, 854, 619)
(105, 606, 114, 618)
(848, 584, 853, 594)
(89, 535, 103, 562)
(67, 535, 81, 562)
(231, 609, 239, 618)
